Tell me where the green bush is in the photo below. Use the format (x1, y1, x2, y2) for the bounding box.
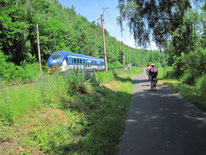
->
(108, 62, 124, 70)
(0, 50, 41, 82)
(195, 74, 206, 93)
(19, 63, 40, 81)
(162, 67, 176, 79)
(172, 48, 206, 85)
(0, 50, 16, 81)
(180, 72, 194, 84)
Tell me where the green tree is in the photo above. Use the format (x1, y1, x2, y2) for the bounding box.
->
(117, 0, 192, 48)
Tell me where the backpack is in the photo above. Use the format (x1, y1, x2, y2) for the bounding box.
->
(151, 67, 158, 73)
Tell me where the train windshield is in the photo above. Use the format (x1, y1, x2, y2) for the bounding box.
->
(50, 53, 62, 60)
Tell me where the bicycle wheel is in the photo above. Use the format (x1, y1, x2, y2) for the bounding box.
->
(153, 80, 157, 91)
(151, 81, 153, 90)
(153, 83, 156, 91)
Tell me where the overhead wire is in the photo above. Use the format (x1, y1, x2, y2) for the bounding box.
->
(97, 0, 126, 44)
(97, 0, 117, 28)
(99, 0, 117, 22)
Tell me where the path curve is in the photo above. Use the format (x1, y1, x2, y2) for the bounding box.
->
(119, 72, 206, 155)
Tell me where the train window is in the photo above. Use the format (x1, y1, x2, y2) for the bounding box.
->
(77, 59, 79, 64)
(74, 58, 76, 64)
(80, 59, 82, 64)
(83, 59, 85, 64)
(51, 53, 61, 60)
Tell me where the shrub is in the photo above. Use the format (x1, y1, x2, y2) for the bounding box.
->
(0, 50, 41, 82)
(108, 62, 124, 70)
(0, 50, 17, 81)
(195, 74, 206, 93)
(19, 63, 40, 81)
(180, 72, 194, 84)
(179, 48, 206, 85)
(162, 67, 176, 79)
(63, 71, 88, 95)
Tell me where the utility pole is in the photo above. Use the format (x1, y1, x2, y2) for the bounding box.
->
(36, 24, 42, 76)
(101, 14, 108, 71)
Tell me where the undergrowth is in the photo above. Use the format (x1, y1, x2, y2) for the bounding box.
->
(159, 67, 206, 111)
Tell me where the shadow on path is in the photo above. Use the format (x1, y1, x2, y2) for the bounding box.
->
(119, 73, 206, 155)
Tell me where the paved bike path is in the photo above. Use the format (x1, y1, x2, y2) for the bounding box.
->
(119, 72, 206, 155)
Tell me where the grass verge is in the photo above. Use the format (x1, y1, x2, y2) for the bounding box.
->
(158, 68, 206, 111)
(0, 67, 143, 154)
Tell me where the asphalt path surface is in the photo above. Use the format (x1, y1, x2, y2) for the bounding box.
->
(119, 71, 206, 155)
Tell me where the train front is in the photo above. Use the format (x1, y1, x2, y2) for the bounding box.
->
(48, 51, 66, 72)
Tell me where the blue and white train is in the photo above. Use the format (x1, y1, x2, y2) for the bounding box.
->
(48, 51, 105, 72)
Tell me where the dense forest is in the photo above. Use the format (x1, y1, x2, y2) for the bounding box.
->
(0, 0, 165, 82)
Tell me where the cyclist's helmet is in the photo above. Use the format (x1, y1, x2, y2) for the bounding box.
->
(151, 64, 155, 67)
(147, 64, 150, 67)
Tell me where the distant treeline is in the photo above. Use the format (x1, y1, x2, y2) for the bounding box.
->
(0, 0, 166, 81)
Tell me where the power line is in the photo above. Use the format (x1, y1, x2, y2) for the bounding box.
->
(98, 0, 125, 38)
(105, 10, 117, 27)
(99, 0, 116, 22)
(97, 0, 104, 10)
(97, 0, 117, 28)
(100, 0, 117, 26)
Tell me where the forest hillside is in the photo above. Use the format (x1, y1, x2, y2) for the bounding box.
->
(0, 0, 165, 82)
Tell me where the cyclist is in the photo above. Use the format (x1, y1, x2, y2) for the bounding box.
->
(146, 64, 151, 80)
(149, 64, 158, 89)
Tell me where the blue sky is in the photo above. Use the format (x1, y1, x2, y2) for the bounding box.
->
(58, 0, 138, 48)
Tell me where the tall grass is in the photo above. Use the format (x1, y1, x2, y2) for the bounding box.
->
(1, 67, 134, 124)
(0, 67, 143, 154)
(0, 70, 89, 124)
(0, 67, 143, 124)
(95, 70, 116, 84)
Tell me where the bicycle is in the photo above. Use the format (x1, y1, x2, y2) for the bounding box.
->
(146, 69, 151, 81)
(151, 76, 157, 91)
